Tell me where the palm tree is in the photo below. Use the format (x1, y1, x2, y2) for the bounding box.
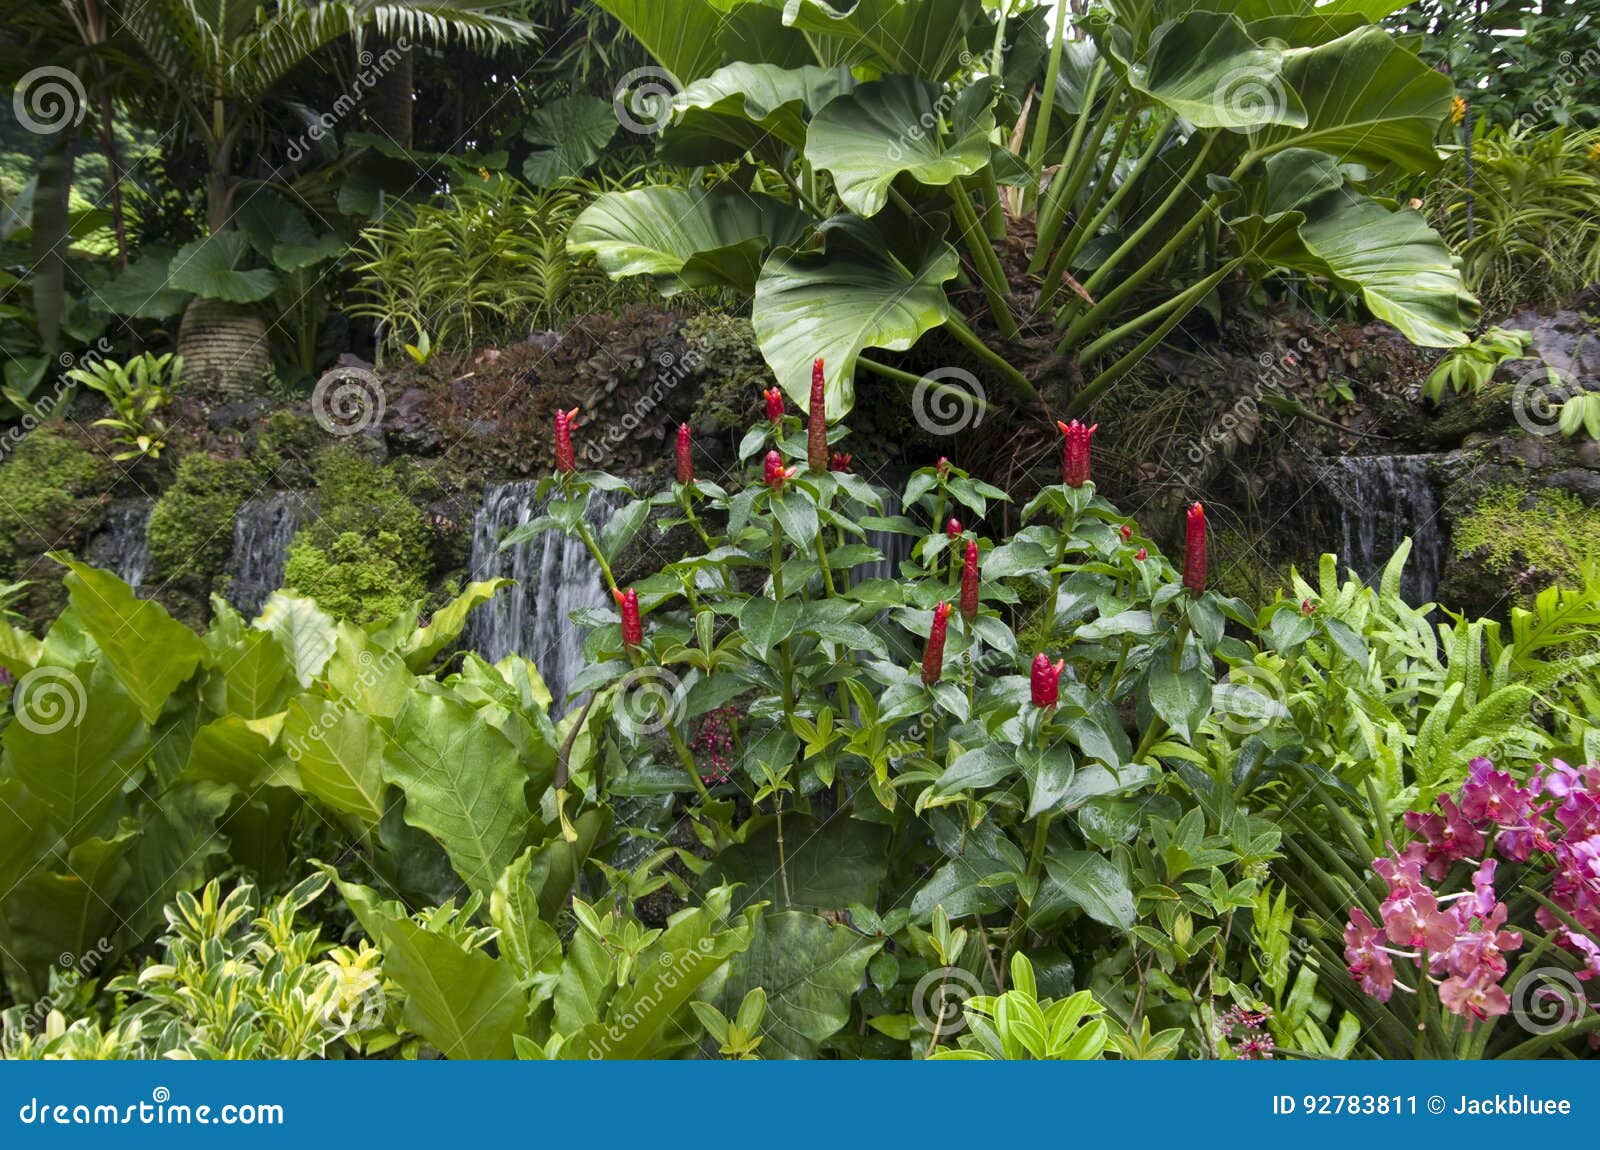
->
(113, 0, 538, 395)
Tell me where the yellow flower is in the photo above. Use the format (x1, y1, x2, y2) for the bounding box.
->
(1589, 141, 1600, 164)
(1451, 95, 1466, 127)
(479, 166, 490, 181)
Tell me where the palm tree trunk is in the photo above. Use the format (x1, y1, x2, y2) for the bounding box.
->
(365, 31, 413, 149)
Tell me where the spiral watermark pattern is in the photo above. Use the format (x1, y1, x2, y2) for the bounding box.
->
(318, 977, 387, 1037)
(13, 666, 88, 735)
(13, 66, 87, 135)
(911, 966, 984, 1038)
(614, 667, 688, 738)
(1510, 363, 1576, 437)
(912, 368, 986, 436)
(1211, 66, 1289, 133)
(311, 366, 386, 438)
(613, 67, 679, 135)
(1212, 664, 1289, 736)
(1511, 966, 1587, 1036)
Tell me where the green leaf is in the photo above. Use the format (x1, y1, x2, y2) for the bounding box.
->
(402, 579, 511, 671)
(59, 560, 205, 723)
(777, 0, 982, 79)
(203, 627, 293, 719)
(599, 499, 652, 564)
(770, 490, 819, 546)
(381, 914, 528, 1060)
(490, 849, 565, 983)
(935, 742, 1020, 795)
(753, 218, 957, 419)
(522, 95, 620, 185)
(183, 713, 293, 790)
(167, 232, 279, 304)
(701, 814, 890, 911)
(740, 596, 801, 662)
(381, 690, 533, 895)
(717, 910, 882, 1059)
(570, 187, 810, 297)
(1115, 11, 1306, 130)
(1020, 744, 1077, 819)
(254, 593, 336, 686)
(806, 76, 995, 218)
(285, 695, 388, 824)
(665, 62, 855, 164)
(95, 247, 189, 318)
(1146, 662, 1212, 742)
(591, 0, 737, 84)
(1041, 852, 1135, 930)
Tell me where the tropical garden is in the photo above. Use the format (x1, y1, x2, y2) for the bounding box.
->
(0, 0, 1598, 1061)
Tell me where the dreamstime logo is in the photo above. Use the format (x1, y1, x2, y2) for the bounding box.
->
(12, 666, 87, 735)
(12, 66, 86, 135)
(282, 39, 410, 163)
(1212, 664, 1289, 736)
(1510, 362, 1586, 437)
(911, 966, 984, 1038)
(613, 67, 679, 135)
(1511, 966, 1589, 1036)
(582, 348, 704, 468)
(311, 366, 385, 437)
(912, 367, 986, 436)
(317, 974, 387, 1038)
(1211, 65, 1289, 133)
(614, 667, 688, 738)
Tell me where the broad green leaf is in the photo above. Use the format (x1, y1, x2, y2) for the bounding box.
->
(183, 713, 293, 790)
(60, 560, 206, 723)
(717, 910, 882, 1059)
(95, 247, 188, 318)
(740, 596, 801, 661)
(701, 814, 890, 911)
(381, 915, 528, 1060)
(285, 695, 388, 825)
(254, 593, 336, 686)
(1114, 11, 1306, 130)
(910, 852, 1014, 920)
(936, 742, 1020, 795)
(167, 231, 278, 304)
(570, 187, 810, 297)
(1020, 744, 1077, 819)
(0, 778, 49, 897)
(592, 0, 737, 84)
(1146, 662, 1212, 742)
(1041, 852, 1135, 930)
(770, 490, 819, 547)
(665, 62, 855, 164)
(116, 781, 232, 943)
(753, 219, 958, 419)
(381, 690, 532, 894)
(403, 579, 512, 671)
(0, 621, 42, 677)
(491, 849, 565, 984)
(775, 0, 982, 79)
(203, 627, 292, 719)
(522, 95, 620, 185)
(3, 829, 135, 997)
(806, 76, 995, 218)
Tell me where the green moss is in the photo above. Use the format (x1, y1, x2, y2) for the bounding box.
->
(282, 446, 433, 623)
(146, 454, 256, 585)
(1453, 485, 1600, 588)
(282, 531, 424, 623)
(0, 429, 107, 625)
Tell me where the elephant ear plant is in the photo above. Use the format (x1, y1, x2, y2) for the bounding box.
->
(574, 0, 1478, 420)
(502, 367, 1285, 1056)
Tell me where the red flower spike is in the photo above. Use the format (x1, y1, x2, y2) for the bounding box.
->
(937, 456, 951, 477)
(763, 388, 784, 424)
(1135, 547, 1147, 562)
(922, 602, 952, 685)
(829, 452, 853, 473)
(946, 518, 962, 540)
(807, 358, 828, 471)
(1055, 419, 1098, 488)
(1031, 653, 1064, 708)
(1183, 502, 1207, 594)
(613, 587, 642, 647)
(764, 449, 797, 489)
(554, 407, 580, 474)
(675, 423, 694, 486)
(960, 541, 980, 622)
(1118, 523, 1133, 542)
(1300, 598, 1317, 615)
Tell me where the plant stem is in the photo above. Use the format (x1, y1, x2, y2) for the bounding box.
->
(950, 180, 1020, 340)
(1026, 0, 1072, 177)
(1038, 109, 1134, 310)
(1031, 62, 1109, 269)
(945, 314, 1038, 404)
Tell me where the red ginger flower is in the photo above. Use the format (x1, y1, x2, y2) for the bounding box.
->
(1030, 653, 1064, 708)
(1056, 419, 1097, 488)
(675, 423, 694, 485)
(612, 587, 642, 646)
(554, 407, 580, 474)
(763, 388, 784, 424)
(829, 451, 852, 473)
(1118, 523, 1133, 542)
(946, 518, 962, 539)
(960, 541, 979, 622)
(922, 602, 952, 685)
(764, 450, 797, 489)
(1135, 547, 1147, 562)
(1183, 503, 1207, 594)
(807, 358, 828, 471)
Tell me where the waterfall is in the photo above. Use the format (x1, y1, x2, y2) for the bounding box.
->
(87, 500, 152, 592)
(465, 482, 625, 714)
(861, 488, 913, 582)
(224, 492, 306, 618)
(1318, 455, 1444, 606)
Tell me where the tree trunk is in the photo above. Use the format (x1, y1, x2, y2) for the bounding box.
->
(365, 31, 413, 150)
(177, 298, 271, 402)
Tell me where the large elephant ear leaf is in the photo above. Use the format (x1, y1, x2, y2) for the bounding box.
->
(569, 187, 810, 297)
(753, 217, 959, 419)
(663, 62, 855, 165)
(1249, 25, 1452, 175)
(591, 0, 733, 84)
(777, 0, 982, 80)
(521, 95, 620, 186)
(1124, 11, 1306, 130)
(1242, 185, 1478, 347)
(806, 75, 996, 218)
(168, 232, 279, 304)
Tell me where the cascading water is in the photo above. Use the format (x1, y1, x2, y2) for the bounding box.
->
(86, 499, 153, 592)
(1318, 454, 1445, 606)
(465, 482, 625, 714)
(224, 492, 307, 618)
(861, 488, 913, 582)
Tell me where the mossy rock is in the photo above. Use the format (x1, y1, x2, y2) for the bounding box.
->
(1450, 484, 1600, 596)
(147, 454, 258, 587)
(0, 428, 108, 627)
(282, 530, 426, 624)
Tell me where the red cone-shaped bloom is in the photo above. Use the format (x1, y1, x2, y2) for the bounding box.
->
(1118, 523, 1133, 542)
(764, 449, 796, 489)
(1183, 502, 1207, 594)
(554, 407, 579, 473)
(1031, 653, 1064, 708)
(922, 602, 952, 685)
(1056, 419, 1097, 488)
(960, 541, 980, 622)
(613, 587, 642, 646)
(675, 423, 694, 485)
(763, 388, 784, 424)
(946, 518, 962, 540)
(829, 451, 853, 473)
(807, 358, 828, 471)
